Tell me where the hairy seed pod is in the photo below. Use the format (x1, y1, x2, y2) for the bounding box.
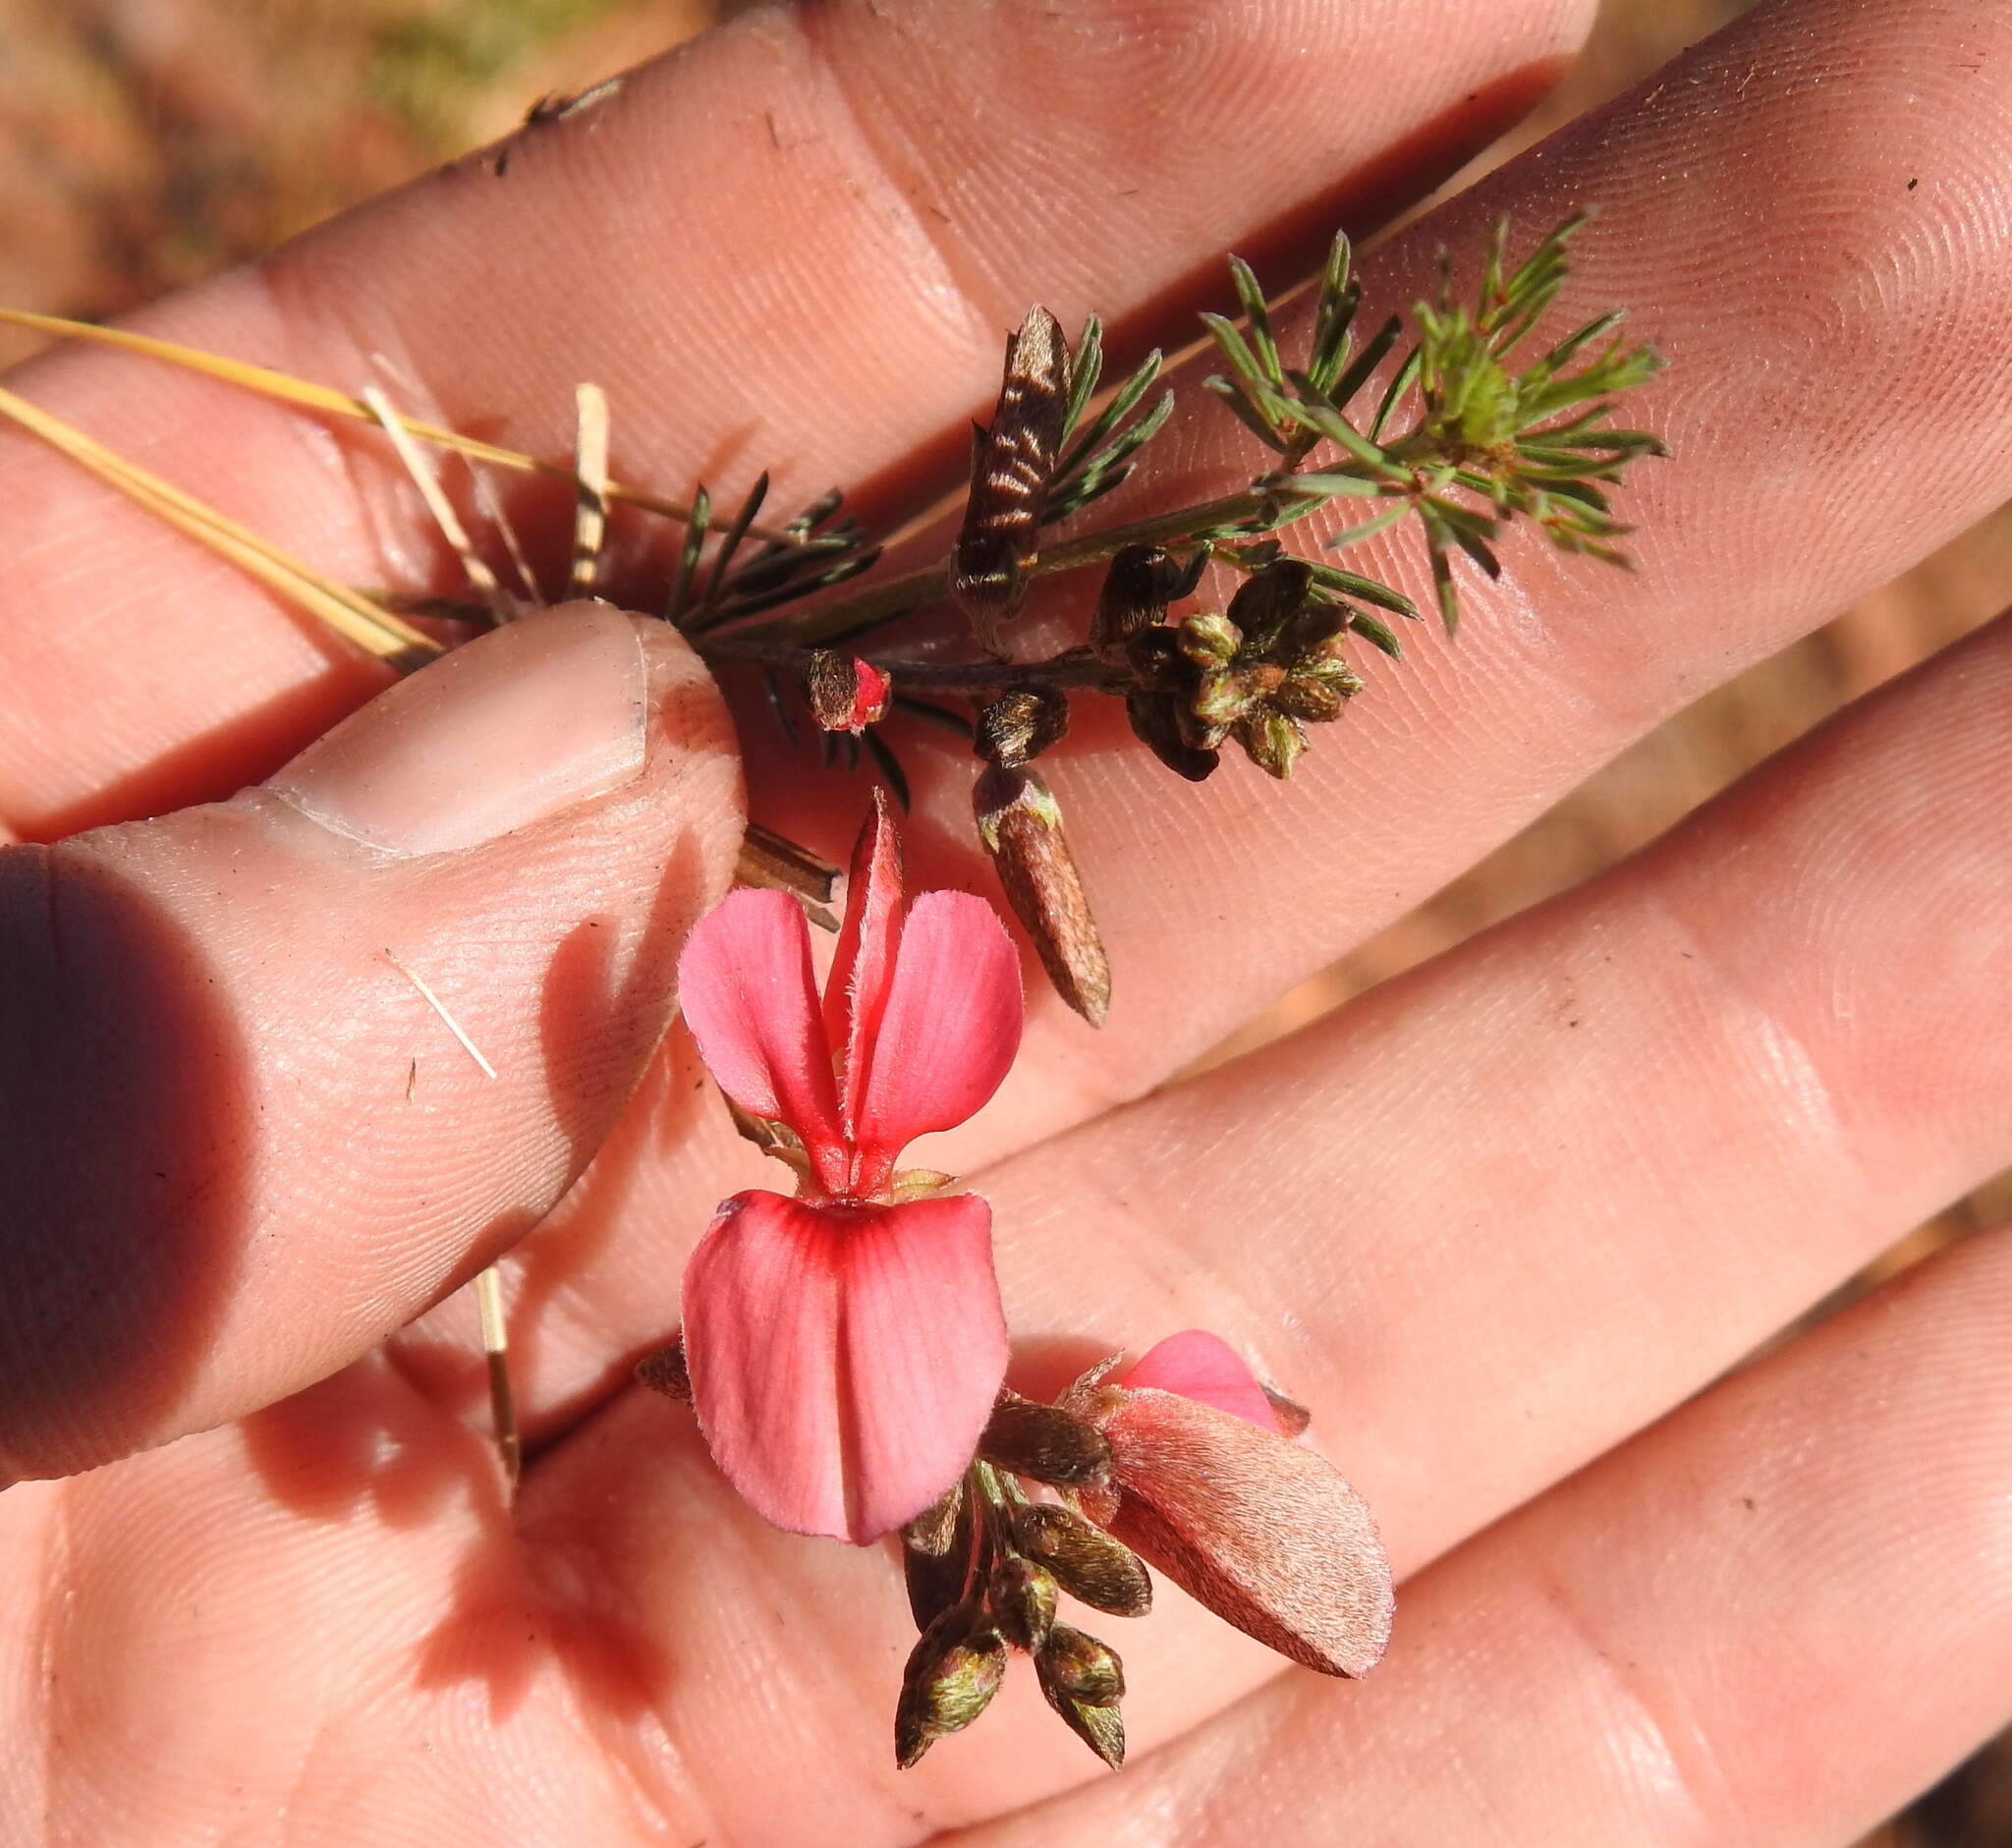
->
(1225, 558, 1314, 653)
(953, 307, 1072, 649)
(975, 687, 1070, 767)
(1011, 1502, 1153, 1617)
(978, 1391, 1113, 1487)
(1038, 1677, 1126, 1768)
(973, 764, 1111, 1025)
(1235, 710, 1308, 780)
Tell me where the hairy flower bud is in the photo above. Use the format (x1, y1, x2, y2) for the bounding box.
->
(1090, 544, 1179, 663)
(1124, 688, 1218, 782)
(1012, 1502, 1152, 1616)
(1225, 557, 1313, 652)
(987, 1555, 1060, 1651)
(903, 1482, 976, 1632)
(973, 764, 1111, 1026)
(1235, 710, 1307, 779)
(895, 1607, 1008, 1768)
(978, 1391, 1113, 1486)
(1177, 609, 1241, 668)
(804, 649, 890, 732)
(975, 687, 1070, 767)
(1036, 1623, 1125, 1706)
(1270, 676, 1348, 724)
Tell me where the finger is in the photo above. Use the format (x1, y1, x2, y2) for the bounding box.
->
(0, 605, 742, 1481)
(738, 0, 2012, 1142)
(962, 1228, 2012, 1846)
(0, 0, 1593, 833)
(489, 591, 2012, 1821)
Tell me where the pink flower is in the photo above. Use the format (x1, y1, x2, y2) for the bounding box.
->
(676, 796, 1023, 1543)
(1066, 1331, 1394, 1677)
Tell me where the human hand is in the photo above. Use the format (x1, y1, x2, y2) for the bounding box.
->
(0, 1, 2008, 1841)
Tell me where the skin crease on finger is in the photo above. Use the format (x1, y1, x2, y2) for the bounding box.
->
(395, 0, 2012, 1446)
(1, 5, 2011, 1847)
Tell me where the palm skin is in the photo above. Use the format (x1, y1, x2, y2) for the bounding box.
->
(0, 2, 2010, 1842)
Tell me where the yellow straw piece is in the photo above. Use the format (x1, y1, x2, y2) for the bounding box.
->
(0, 381, 438, 668)
(0, 307, 789, 540)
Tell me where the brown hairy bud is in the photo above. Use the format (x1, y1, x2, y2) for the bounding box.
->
(1039, 1678, 1126, 1768)
(1124, 688, 1218, 782)
(1224, 557, 1313, 651)
(978, 1392, 1113, 1487)
(1177, 609, 1241, 668)
(952, 307, 1072, 649)
(1090, 544, 1179, 662)
(634, 1335, 691, 1403)
(895, 1608, 1007, 1768)
(975, 687, 1070, 767)
(804, 648, 889, 733)
(902, 1481, 974, 1631)
(1123, 625, 1191, 693)
(973, 764, 1111, 1026)
(1270, 676, 1348, 724)
(1036, 1623, 1125, 1707)
(1011, 1502, 1152, 1617)
(1235, 710, 1308, 779)
(987, 1555, 1059, 1651)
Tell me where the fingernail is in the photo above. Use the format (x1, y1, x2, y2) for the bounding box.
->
(267, 606, 649, 857)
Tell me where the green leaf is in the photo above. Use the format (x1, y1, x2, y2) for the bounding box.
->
(1368, 345, 1421, 442)
(701, 471, 769, 608)
(1285, 471, 1394, 499)
(1305, 561, 1419, 619)
(1321, 499, 1412, 549)
(1347, 607, 1404, 657)
(1227, 254, 1282, 385)
(1055, 346, 1165, 482)
(1062, 314, 1104, 446)
(665, 482, 710, 626)
(1202, 373, 1290, 452)
(1306, 230, 1360, 394)
(1046, 389, 1176, 521)
(1326, 313, 1402, 414)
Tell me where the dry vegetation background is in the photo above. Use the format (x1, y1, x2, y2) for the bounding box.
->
(0, 0, 2006, 1839)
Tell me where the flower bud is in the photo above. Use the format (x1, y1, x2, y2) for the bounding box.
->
(903, 1483, 975, 1632)
(973, 764, 1111, 1026)
(894, 1607, 1007, 1768)
(1039, 1681, 1125, 1768)
(978, 1391, 1113, 1486)
(1225, 557, 1313, 652)
(1036, 1623, 1125, 1707)
(1271, 675, 1348, 724)
(634, 1335, 691, 1404)
(1012, 1502, 1152, 1616)
(1234, 710, 1307, 779)
(987, 1555, 1059, 1651)
(1090, 544, 1179, 663)
(1072, 1381, 1393, 1678)
(1124, 688, 1218, 782)
(1177, 609, 1242, 669)
(804, 649, 890, 732)
(975, 687, 1070, 767)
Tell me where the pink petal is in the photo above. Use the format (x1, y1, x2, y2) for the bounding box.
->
(850, 890, 1023, 1190)
(823, 791, 906, 1142)
(1095, 1387, 1393, 1677)
(678, 889, 845, 1187)
(1121, 1330, 1281, 1431)
(838, 1192, 1009, 1540)
(681, 1190, 1007, 1543)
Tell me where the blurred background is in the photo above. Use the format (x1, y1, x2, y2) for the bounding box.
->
(0, 0, 2005, 1838)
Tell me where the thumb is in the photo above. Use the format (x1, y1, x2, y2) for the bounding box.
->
(0, 604, 743, 1481)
